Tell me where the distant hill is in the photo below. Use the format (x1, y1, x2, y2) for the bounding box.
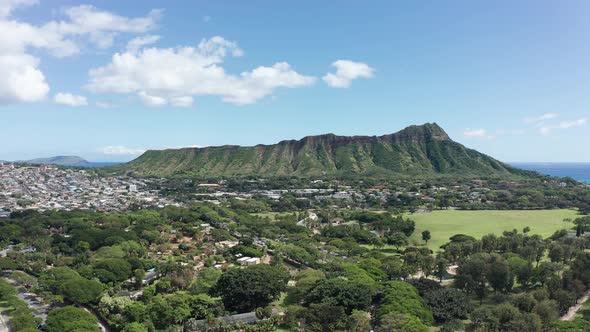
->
(24, 156, 90, 166)
(3, 156, 121, 167)
(118, 123, 534, 179)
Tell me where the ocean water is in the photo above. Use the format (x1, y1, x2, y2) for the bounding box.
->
(510, 163, 590, 183)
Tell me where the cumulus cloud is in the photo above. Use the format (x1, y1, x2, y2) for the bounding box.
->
(0, 0, 37, 18)
(0, 54, 48, 104)
(54, 92, 88, 106)
(87, 36, 316, 105)
(322, 60, 375, 88)
(138, 91, 167, 107)
(523, 113, 587, 135)
(463, 128, 494, 139)
(96, 100, 117, 109)
(524, 113, 559, 124)
(0, 2, 161, 105)
(98, 146, 146, 155)
(539, 118, 587, 136)
(170, 96, 194, 107)
(98, 144, 204, 155)
(126, 34, 160, 53)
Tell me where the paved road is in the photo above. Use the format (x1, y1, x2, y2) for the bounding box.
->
(3, 278, 50, 322)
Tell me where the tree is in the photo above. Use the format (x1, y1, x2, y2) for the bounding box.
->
(9, 312, 39, 331)
(378, 313, 428, 332)
(304, 278, 373, 314)
(38, 267, 103, 304)
(549, 243, 565, 263)
(347, 310, 371, 332)
(553, 289, 577, 315)
(512, 313, 543, 331)
(440, 319, 465, 332)
(149, 294, 191, 329)
(492, 303, 522, 331)
(421, 230, 431, 245)
(284, 269, 325, 305)
(211, 264, 289, 313)
(190, 267, 222, 295)
(377, 281, 433, 326)
(424, 288, 472, 323)
(434, 254, 448, 283)
(299, 303, 347, 331)
(481, 234, 498, 253)
(511, 293, 537, 313)
(386, 232, 408, 250)
(62, 277, 103, 304)
(133, 269, 145, 289)
(486, 259, 513, 293)
(121, 322, 148, 332)
(381, 256, 406, 280)
(408, 278, 442, 297)
(533, 299, 559, 328)
(93, 258, 132, 283)
(45, 306, 100, 332)
(455, 256, 487, 303)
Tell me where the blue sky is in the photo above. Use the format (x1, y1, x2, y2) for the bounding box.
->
(1, 0, 589, 162)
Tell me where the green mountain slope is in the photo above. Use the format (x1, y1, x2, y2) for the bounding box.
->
(119, 123, 531, 178)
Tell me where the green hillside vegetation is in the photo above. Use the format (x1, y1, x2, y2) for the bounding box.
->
(117, 123, 534, 179)
(409, 209, 580, 250)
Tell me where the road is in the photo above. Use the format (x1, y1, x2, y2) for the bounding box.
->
(561, 290, 590, 321)
(0, 312, 8, 332)
(3, 278, 51, 322)
(82, 307, 108, 332)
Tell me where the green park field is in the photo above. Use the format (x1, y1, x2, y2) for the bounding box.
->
(408, 209, 581, 250)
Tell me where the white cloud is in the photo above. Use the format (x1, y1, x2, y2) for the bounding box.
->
(0, 54, 48, 104)
(170, 144, 202, 149)
(524, 113, 559, 124)
(322, 60, 375, 88)
(539, 118, 587, 136)
(0, 3, 161, 106)
(138, 91, 167, 107)
(98, 146, 146, 155)
(198, 35, 244, 57)
(96, 100, 117, 109)
(170, 96, 193, 107)
(0, 0, 37, 18)
(87, 36, 316, 105)
(523, 113, 587, 135)
(126, 34, 160, 53)
(56, 5, 162, 49)
(54, 92, 87, 106)
(98, 144, 204, 155)
(463, 128, 494, 139)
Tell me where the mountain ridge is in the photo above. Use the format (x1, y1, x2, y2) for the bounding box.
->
(118, 123, 532, 178)
(24, 156, 90, 166)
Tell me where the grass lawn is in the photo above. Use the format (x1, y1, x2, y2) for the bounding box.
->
(407, 209, 580, 251)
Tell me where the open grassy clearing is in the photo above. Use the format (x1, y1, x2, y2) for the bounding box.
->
(408, 209, 580, 250)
